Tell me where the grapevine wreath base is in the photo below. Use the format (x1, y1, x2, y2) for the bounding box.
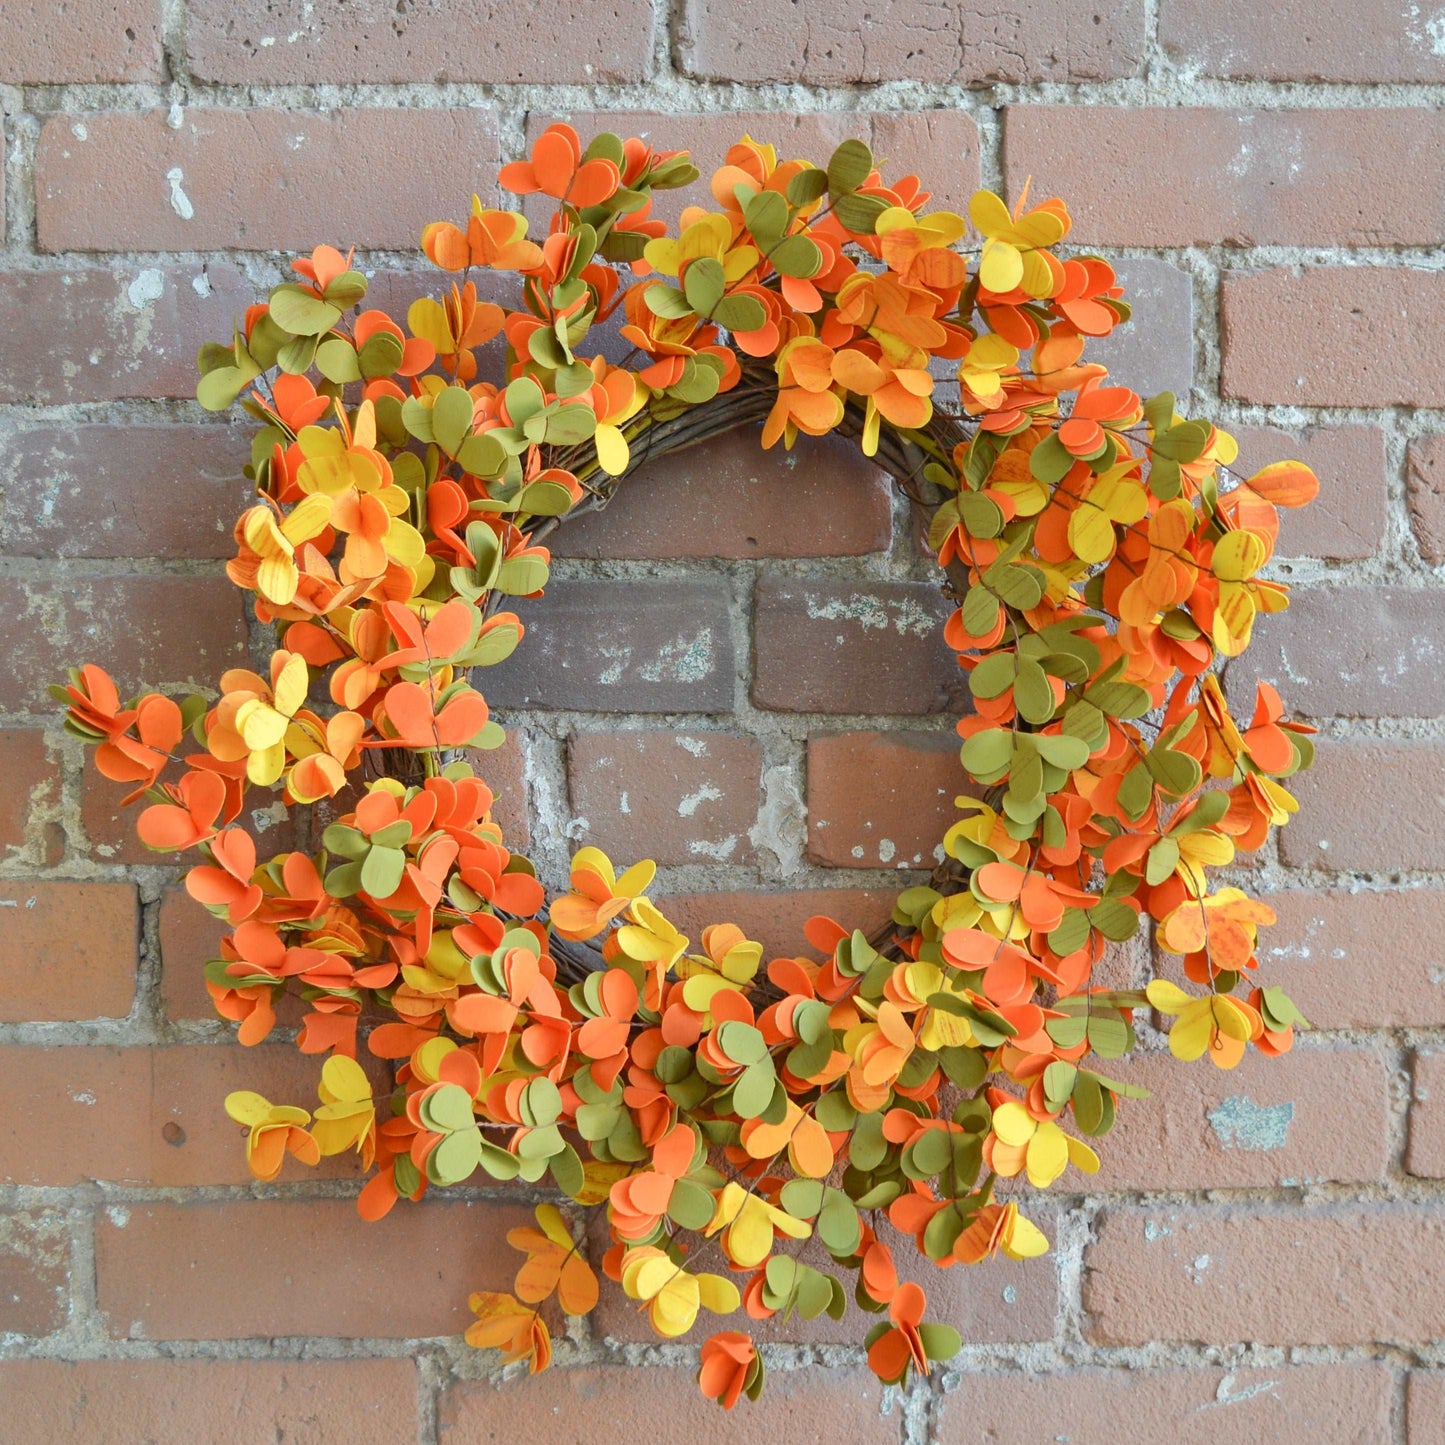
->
(58, 127, 1319, 1404)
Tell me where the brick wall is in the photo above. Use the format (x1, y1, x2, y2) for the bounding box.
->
(0, 4, 1441, 1442)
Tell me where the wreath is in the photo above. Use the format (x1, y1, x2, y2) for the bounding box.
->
(56, 127, 1319, 1405)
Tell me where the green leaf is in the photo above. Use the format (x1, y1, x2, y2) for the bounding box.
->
(432, 386, 476, 456)
(315, 337, 362, 383)
(787, 167, 829, 206)
(770, 233, 823, 279)
(268, 284, 341, 336)
(826, 138, 874, 197)
(682, 258, 726, 315)
(831, 191, 889, 235)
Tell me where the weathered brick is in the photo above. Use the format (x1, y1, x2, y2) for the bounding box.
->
(567, 730, 762, 865)
(677, 0, 1144, 83)
(39, 109, 501, 253)
(1222, 268, 1445, 408)
(1278, 740, 1445, 872)
(661, 888, 897, 957)
(1407, 435, 1445, 565)
(525, 110, 983, 222)
(0, 1045, 379, 1187)
(0, 881, 137, 1023)
(754, 578, 965, 716)
(95, 1198, 531, 1339)
(0, 728, 60, 858)
(482, 579, 735, 714)
(1409, 1372, 1445, 1442)
(159, 885, 229, 1022)
(1005, 107, 1445, 247)
(0, 425, 251, 560)
(552, 429, 892, 560)
(464, 730, 531, 850)
(1231, 424, 1386, 561)
(1093, 1044, 1391, 1191)
(1088, 257, 1194, 401)
(934, 1363, 1392, 1443)
(1409, 1050, 1445, 1178)
(1085, 1204, 1445, 1345)
(1160, 0, 1445, 81)
(0, 1214, 69, 1337)
(0, 1360, 417, 1443)
(1262, 889, 1445, 1029)
(0, 574, 247, 714)
(0, 265, 253, 405)
(1242, 585, 1445, 719)
(440, 1364, 898, 1445)
(0, 2, 161, 82)
(808, 730, 965, 868)
(189, 0, 652, 82)
(594, 1211, 1058, 1347)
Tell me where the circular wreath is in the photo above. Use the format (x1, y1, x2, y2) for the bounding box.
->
(57, 127, 1320, 1404)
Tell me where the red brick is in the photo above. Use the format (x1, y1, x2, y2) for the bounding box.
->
(0, 1214, 69, 1337)
(754, 578, 965, 716)
(39, 109, 501, 253)
(0, 728, 60, 858)
(1005, 107, 1445, 248)
(552, 429, 892, 560)
(595, 1211, 1057, 1348)
(1092, 1044, 1390, 1191)
(568, 730, 762, 865)
(0, 1360, 417, 1444)
(1160, 0, 1445, 81)
(934, 1364, 1391, 1444)
(0, 882, 137, 1023)
(1409, 1372, 1445, 1441)
(1241, 585, 1445, 719)
(808, 731, 965, 868)
(95, 1198, 531, 1339)
(1231, 424, 1386, 561)
(1278, 740, 1445, 872)
(439, 1364, 898, 1445)
(1084, 1204, 1445, 1345)
(1, 425, 251, 560)
(1408, 436, 1445, 565)
(677, 0, 1143, 83)
(483, 579, 735, 714)
(1262, 889, 1445, 1028)
(0, 573, 247, 714)
(464, 729, 530, 850)
(0, 2, 161, 81)
(661, 888, 896, 957)
(159, 885, 229, 1022)
(189, 0, 652, 82)
(0, 265, 254, 404)
(1222, 268, 1445, 408)
(525, 110, 982, 223)
(0, 1045, 381, 1187)
(1409, 1050, 1445, 1178)
(1088, 257, 1195, 401)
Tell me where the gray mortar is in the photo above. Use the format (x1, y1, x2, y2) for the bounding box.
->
(0, 3, 1443, 1441)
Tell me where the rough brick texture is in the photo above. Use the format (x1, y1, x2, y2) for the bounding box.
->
(1408, 435, 1445, 565)
(1005, 108, 1445, 247)
(1085, 1205, 1445, 1345)
(568, 729, 762, 864)
(0, 1360, 418, 1443)
(1222, 269, 1445, 408)
(1159, 0, 1445, 81)
(38, 110, 503, 253)
(188, 0, 654, 84)
(1243, 585, 1445, 719)
(552, 430, 892, 560)
(4, 6, 1442, 1442)
(754, 579, 965, 715)
(807, 730, 966, 867)
(677, 0, 1146, 83)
